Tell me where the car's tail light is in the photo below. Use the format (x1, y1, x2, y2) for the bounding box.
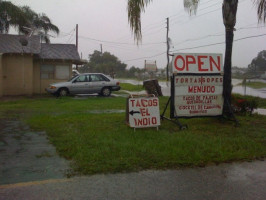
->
(116, 82, 120, 86)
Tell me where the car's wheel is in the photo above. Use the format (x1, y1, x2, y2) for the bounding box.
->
(101, 87, 111, 97)
(59, 88, 69, 97)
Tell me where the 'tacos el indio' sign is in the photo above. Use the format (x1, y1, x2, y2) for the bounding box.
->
(172, 53, 224, 117)
(128, 97, 160, 128)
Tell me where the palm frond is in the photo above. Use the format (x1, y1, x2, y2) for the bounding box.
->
(184, 0, 200, 15)
(127, 0, 152, 44)
(0, 1, 27, 32)
(255, 0, 266, 23)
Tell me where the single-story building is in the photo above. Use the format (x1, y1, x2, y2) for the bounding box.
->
(0, 34, 82, 97)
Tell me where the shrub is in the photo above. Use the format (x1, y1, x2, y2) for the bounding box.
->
(232, 95, 258, 115)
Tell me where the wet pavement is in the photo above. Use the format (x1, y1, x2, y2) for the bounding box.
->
(0, 160, 265, 200)
(0, 120, 70, 185)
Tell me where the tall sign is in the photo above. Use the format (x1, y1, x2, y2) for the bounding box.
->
(171, 53, 224, 117)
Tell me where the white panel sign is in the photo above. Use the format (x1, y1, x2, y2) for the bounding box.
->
(128, 97, 160, 128)
(172, 53, 223, 74)
(174, 75, 224, 117)
(145, 63, 157, 72)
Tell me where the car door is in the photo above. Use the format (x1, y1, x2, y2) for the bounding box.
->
(69, 75, 89, 94)
(89, 74, 108, 93)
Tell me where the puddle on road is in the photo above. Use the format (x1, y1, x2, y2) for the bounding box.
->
(0, 120, 71, 185)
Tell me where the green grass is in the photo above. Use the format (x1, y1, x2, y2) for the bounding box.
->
(237, 81, 266, 89)
(120, 83, 144, 92)
(0, 96, 266, 175)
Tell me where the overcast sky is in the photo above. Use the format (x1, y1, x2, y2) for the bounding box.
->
(9, 0, 266, 69)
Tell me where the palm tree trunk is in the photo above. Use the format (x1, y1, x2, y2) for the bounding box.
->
(223, 29, 234, 115)
(222, 0, 238, 116)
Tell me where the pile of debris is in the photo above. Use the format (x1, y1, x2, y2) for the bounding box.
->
(143, 79, 163, 97)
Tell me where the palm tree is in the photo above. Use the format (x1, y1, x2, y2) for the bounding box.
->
(0, 0, 27, 33)
(222, 0, 238, 115)
(127, 0, 266, 116)
(256, 0, 266, 23)
(20, 6, 59, 43)
(0, 1, 59, 43)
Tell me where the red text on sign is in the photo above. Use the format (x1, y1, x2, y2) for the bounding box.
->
(174, 55, 221, 72)
(134, 117, 157, 126)
(130, 99, 158, 107)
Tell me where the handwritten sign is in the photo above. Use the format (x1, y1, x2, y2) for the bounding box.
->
(128, 97, 160, 128)
(174, 76, 223, 116)
(172, 53, 224, 117)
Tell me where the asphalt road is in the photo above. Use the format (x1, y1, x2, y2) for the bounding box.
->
(0, 160, 265, 200)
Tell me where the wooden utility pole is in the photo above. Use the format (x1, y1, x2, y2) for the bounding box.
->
(100, 44, 103, 54)
(76, 24, 78, 51)
(166, 18, 170, 82)
(76, 24, 79, 70)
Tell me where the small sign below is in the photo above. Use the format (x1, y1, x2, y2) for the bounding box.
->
(128, 96, 160, 128)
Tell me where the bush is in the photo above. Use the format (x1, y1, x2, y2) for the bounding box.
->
(232, 95, 258, 115)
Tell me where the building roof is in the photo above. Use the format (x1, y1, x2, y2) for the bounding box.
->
(39, 43, 80, 61)
(0, 34, 41, 54)
(0, 34, 81, 64)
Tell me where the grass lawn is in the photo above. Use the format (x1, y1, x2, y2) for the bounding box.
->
(119, 83, 143, 92)
(237, 81, 266, 89)
(0, 96, 265, 175)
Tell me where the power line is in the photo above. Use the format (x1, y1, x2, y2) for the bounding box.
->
(170, 33, 266, 52)
(123, 51, 166, 62)
(78, 35, 164, 46)
(170, 23, 265, 47)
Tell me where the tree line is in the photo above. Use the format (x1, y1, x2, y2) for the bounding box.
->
(79, 50, 164, 78)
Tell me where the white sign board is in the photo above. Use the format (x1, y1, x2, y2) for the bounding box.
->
(172, 53, 224, 117)
(145, 63, 157, 72)
(172, 53, 223, 74)
(174, 76, 224, 117)
(128, 97, 160, 128)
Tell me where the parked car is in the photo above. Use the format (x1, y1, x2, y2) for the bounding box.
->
(46, 73, 120, 97)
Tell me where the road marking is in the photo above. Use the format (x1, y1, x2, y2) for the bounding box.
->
(0, 178, 72, 189)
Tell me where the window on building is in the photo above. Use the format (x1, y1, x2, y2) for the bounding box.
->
(41, 65, 54, 79)
(41, 65, 70, 80)
(56, 65, 70, 79)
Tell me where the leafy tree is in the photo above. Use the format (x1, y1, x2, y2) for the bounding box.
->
(127, 0, 266, 116)
(247, 50, 266, 76)
(81, 50, 127, 77)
